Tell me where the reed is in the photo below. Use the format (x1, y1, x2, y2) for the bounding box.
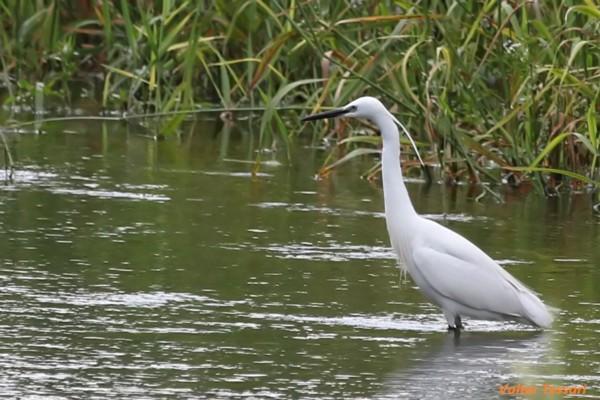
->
(0, 0, 598, 192)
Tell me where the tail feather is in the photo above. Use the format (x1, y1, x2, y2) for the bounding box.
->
(518, 291, 553, 328)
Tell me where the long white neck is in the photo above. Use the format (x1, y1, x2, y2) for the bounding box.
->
(376, 113, 418, 228)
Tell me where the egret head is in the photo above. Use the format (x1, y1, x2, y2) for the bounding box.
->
(302, 96, 424, 165)
(301, 96, 386, 123)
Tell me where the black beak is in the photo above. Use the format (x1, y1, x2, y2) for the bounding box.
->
(301, 107, 349, 122)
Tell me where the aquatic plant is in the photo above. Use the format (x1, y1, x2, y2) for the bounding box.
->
(0, 0, 598, 193)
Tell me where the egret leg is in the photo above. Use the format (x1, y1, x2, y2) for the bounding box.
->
(454, 315, 464, 330)
(444, 312, 464, 331)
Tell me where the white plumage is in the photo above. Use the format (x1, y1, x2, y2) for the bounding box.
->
(303, 96, 553, 329)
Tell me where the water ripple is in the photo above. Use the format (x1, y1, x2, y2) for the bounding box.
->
(50, 187, 170, 201)
(251, 201, 489, 222)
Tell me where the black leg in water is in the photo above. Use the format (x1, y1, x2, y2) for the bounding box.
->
(455, 315, 464, 330)
(447, 315, 464, 331)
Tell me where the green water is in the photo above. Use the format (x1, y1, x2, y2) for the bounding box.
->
(0, 118, 599, 399)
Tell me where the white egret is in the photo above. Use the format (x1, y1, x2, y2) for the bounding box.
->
(302, 97, 553, 330)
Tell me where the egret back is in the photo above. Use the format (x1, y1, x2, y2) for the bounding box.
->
(411, 219, 553, 328)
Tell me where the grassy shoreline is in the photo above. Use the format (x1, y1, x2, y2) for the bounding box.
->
(1, 0, 599, 194)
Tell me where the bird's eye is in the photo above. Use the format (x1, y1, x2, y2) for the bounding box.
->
(348, 105, 357, 112)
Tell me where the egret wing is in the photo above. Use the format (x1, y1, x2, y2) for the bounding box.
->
(411, 245, 526, 317)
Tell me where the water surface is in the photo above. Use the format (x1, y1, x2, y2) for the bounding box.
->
(0, 118, 599, 398)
